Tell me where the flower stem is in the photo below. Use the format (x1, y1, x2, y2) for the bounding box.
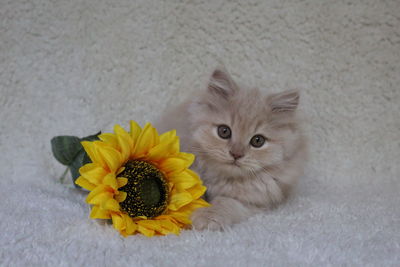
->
(59, 167, 69, 183)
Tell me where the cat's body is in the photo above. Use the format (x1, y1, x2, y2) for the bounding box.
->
(156, 68, 307, 230)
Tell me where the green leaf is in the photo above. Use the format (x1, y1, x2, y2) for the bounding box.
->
(69, 150, 92, 188)
(51, 136, 82, 165)
(51, 131, 101, 187)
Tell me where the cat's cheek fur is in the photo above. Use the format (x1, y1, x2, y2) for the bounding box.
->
(247, 143, 284, 168)
(191, 125, 232, 163)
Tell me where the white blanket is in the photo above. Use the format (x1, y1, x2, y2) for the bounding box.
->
(1, 0, 399, 266)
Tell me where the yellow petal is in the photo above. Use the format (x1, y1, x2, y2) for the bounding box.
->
(75, 176, 96, 190)
(156, 215, 178, 223)
(117, 167, 125, 175)
(137, 224, 155, 237)
(129, 120, 142, 143)
(160, 129, 176, 143)
(177, 152, 195, 165)
(133, 123, 159, 157)
(117, 177, 128, 188)
(95, 143, 123, 173)
(168, 191, 194, 211)
(103, 198, 121, 211)
(186, 184, 207, 200)
(158, 219, 180, 235)
(81, 141, 106, 167)
(79, 163, 107, 185)
(160, 130, 179, 154)
(145, 135, 180, 162)
(159, 157, 189, 175)
(86, 184, 111, 203)
(194, 198, 211, 208)
(181, 198, 211, 211)
(169, 198, 210, 225)
(123, 214, 137, 235)
(87, 191, 113, 205)
(114, 124, 133, 161)
(170, 170, 201, 190)
(137, 219, 161, 230)
(133, 215, 148, 220)
(115, 191, 127, 202)
(167, 211, 192, 225)
(112, 213, 125, 231)
(103, 173, 118, 190)
(98, 133, 118, 149)
(90, 206, 111, 219)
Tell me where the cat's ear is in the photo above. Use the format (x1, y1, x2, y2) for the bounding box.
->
(267, 90, 299, 113)
(208, 68, 237, 99)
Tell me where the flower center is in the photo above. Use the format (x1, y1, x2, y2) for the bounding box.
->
(117, 160, 168, 218)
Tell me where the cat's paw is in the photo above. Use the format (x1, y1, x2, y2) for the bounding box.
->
(191, 207, 225, 231)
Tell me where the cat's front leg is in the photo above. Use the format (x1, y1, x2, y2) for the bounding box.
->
(191, 196, 258, 231)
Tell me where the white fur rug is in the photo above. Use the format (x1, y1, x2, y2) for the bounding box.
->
(1, 0, 399, 266)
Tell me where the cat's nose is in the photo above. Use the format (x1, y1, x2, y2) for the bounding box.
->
(229, 150, 244, 160)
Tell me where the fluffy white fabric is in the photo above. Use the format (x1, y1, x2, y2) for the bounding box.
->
(1, 0, 399, 266)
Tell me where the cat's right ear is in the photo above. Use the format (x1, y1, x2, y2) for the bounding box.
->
(267, 90, 300, 113)
(208, 68, 237, 99)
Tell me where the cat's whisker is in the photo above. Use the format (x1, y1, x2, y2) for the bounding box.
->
(254, 161, 282, 182)
(190, 145, 232, 164)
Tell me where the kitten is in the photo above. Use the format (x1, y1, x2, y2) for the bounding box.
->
(156, 67, 307, 230)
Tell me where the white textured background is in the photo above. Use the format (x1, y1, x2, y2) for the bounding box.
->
(1, 0, 399, 266)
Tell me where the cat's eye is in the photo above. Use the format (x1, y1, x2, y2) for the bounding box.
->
(217, 125, 231, 139)
(250, 135, 266, 148)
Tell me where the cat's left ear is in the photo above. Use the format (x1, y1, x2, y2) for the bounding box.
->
(267, 90, 300, 113)
(208, 67, 238, 99)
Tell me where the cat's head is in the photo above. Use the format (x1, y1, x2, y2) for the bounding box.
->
(189, 68, 301, 178)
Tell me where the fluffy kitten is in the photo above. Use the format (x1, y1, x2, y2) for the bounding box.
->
(156, 68, 307, 230)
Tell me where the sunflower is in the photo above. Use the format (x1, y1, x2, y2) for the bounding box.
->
(75, 121, 209, 237)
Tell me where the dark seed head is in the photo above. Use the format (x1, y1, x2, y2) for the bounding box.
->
(118, 160, 168, 218)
